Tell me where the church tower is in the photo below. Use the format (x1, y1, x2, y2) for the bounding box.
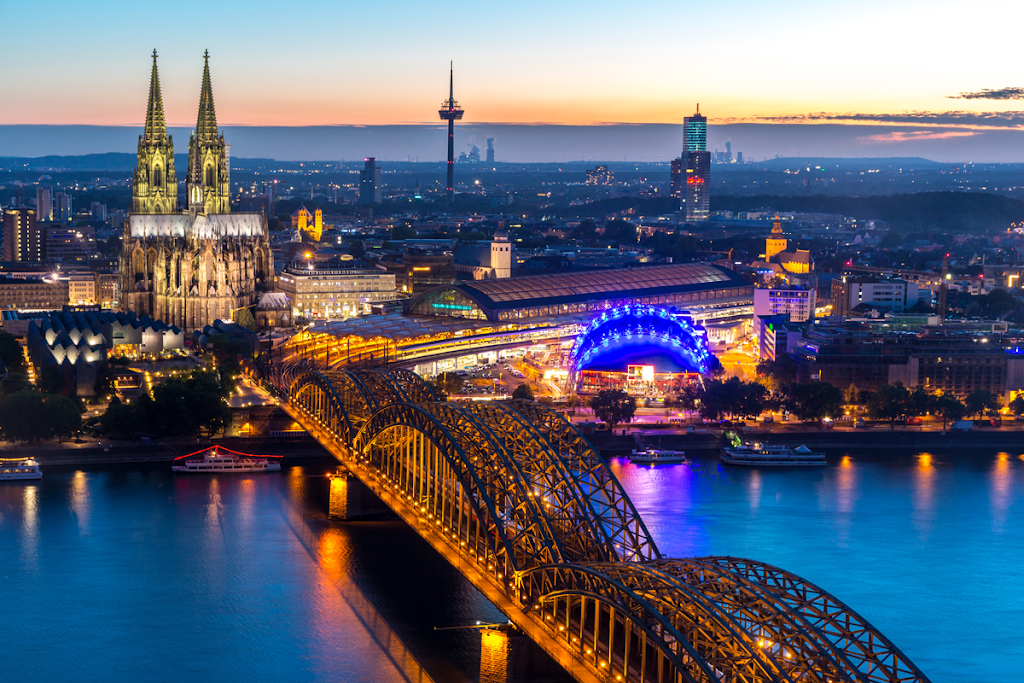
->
(765, 215, 788, 260)
(187, 51, 231, 215)
(132, 50, 177, 214)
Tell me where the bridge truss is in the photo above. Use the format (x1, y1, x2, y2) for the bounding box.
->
(289, 368, 931, 683)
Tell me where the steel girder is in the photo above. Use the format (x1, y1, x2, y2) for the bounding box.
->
(354, 401, 567, 577)
(678, 558, 931, 683)
(508, 400, 661, 563)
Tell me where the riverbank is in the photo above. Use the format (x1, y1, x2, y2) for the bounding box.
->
(1, 437, 334, 466)
(590, 428, 1024, 456)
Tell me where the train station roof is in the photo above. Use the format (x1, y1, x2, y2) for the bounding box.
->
(407, 263, 753, 321)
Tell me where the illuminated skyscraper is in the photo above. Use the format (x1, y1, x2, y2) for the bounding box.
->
(361, 157, 381, 205)
(682, 104, 710, 222)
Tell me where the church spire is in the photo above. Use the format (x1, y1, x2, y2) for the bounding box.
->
(187, 50, 230, 215)
(195, 50, 218, 143)
(143, 49, 167, 143)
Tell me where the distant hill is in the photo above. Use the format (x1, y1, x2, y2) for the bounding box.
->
(757, 157, 948, 170)
(712, 192, 1024, 232)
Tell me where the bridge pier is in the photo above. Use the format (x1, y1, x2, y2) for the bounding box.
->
(328, 468, 389, 520)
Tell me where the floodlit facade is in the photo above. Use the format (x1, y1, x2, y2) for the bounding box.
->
(277, 265, 398, 320)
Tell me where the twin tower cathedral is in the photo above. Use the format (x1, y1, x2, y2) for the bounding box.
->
(120, 51, 271, 331)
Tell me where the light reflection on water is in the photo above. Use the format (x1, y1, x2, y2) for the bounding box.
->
(0, 461, 509, 683)
(611, 450, 1024, 683)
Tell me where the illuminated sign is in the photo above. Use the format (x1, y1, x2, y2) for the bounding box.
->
(627, 365, 655, 382)
(432, 303, 473, 311)
(686, 176, 705, 185)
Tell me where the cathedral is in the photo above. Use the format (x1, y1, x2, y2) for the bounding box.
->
(120, 51, 272, 331)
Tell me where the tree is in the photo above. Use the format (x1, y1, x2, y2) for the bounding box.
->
(390, 224, 417, 240)
(782, 381, 844, 422)
(433, 372, 464, 396)
(866, 382, 913, 428)
(571, 219, 597, 241)
(1011, 394, 1024, 416)
(0, 332, 26, 374)
(756, 354, 797, 392)
(0, 390, 81, 443)
(604, 219, 637, 245)
(0, 372, 31, 397)
(94, 365, 117, 400)
(235, 307, 257, 332)
(844, 384, 861, 405)
(707, 355, 726, 379)
(590, 389, 636, 430)
(512, 383, 534, 400)
(932, 394, 966, 429)
(964, 389, 1001, 418)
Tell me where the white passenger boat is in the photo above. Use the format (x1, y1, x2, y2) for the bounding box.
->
(0, 458, 42, 480)
(630, 448, 688, 464)
(172, 447, 281, 473)
(630, 434, 686, 464)
(720, 441, 825, 467)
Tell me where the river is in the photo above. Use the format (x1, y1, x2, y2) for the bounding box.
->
(1, 450, 1019, 682)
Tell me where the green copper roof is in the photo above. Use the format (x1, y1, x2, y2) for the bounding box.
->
(194, 50, 218, 142)
(143, 50, 167, 143)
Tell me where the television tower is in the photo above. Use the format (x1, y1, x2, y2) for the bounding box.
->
(438, 62, 464, 206)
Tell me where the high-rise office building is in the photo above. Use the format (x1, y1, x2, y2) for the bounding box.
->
(3, 208, 44, 262)
(36, 187, 53, 222)
(681, 105, 710, 222)
(669, 158, 683, 198)
(54, 192, 72, 221)
(360, 157, 381, 205)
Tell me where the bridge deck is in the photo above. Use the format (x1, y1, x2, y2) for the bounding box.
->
(284, 403, 604, 683)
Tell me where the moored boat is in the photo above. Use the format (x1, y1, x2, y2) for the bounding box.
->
(0, 458, 42, 481)
(720, 441, 825, 467)
(630, 448, 687, 464)
(172, 447, 281, 473)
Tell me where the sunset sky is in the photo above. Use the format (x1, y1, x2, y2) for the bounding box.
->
(1, 0, 1022, 159)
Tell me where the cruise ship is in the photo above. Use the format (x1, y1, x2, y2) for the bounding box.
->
(720, 441, 825, 467)
(0, 458, 43, 480)
(172, 447, 281, 473)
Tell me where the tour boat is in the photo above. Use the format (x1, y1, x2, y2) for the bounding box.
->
(630, 434, 687, 464)
(172, 447, 281, 473)
(720, 441, 825, 467)
(0, 458, 42, 481)
(629, 448, 688, 465)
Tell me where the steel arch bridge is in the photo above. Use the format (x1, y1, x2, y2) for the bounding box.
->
(287, 368, 930, 683)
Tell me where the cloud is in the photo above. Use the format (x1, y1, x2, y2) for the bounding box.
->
(722, 110, 1024, 128)
(858, 130, 978, 144)
(950, 87, 1024, 101)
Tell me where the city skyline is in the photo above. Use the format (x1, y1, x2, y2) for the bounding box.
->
(1, 0, 1020, 136)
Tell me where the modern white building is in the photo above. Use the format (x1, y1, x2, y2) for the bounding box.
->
(278, 265, 398, 320)
(753, 287, 815, 327)
(834, 276, 919, 315)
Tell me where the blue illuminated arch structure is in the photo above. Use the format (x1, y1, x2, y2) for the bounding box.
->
(567, 304, 713, 392)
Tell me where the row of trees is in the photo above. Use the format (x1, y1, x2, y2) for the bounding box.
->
(100, 371, 232, 438)
(674, 377, 845, 423)
(865, 382, 1003, 428)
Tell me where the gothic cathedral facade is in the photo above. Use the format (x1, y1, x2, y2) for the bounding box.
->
(121, 51, 271, 330)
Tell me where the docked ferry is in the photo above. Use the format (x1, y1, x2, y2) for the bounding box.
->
(172, 447, 281, 473)
(0, 458, 43, 480)
(630, 434, 687, 464)
(630, 448, 687, 465)
(720, 441, 825, 467)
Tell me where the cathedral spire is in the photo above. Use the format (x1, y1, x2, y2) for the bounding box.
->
(195, 50, 218, 143)
(143, 49, 167, 143)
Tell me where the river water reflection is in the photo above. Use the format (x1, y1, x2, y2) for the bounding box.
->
(610, 449, 1024, 682)
(1, 450, 1019, 682)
